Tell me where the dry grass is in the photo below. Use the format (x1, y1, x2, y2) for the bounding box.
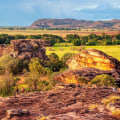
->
(89, 104, 99, 110)
(112, 109, 120, 118)
(0, 29, 119, 38)
(46, 45, 120, 60)
(101, 95, 120, 105)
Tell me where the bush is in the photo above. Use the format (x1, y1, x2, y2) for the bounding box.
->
(78, 76, 88, 85)
(61, 52, 74, 64)
(0, 73, 15, 97)
(102, 95, 120, 105)
(91, 74, 116, 87)
(25, 58, 48, 91)
(72, 39, 81, 46)
(48, 53, 59, 62)
(47, 53, 65, 72)
(0, 55, 22, 74)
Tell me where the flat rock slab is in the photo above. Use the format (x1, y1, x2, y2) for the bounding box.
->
(0, 85, 120, 120)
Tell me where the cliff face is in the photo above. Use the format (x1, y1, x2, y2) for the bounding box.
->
(0, 39, 51, 60)
(67, 49, 120, 73)
(54, 49, 120, 84)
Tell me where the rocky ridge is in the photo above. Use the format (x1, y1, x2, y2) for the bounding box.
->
(0, 84, 120, 120)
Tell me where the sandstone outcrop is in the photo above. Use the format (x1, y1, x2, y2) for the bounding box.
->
(0, 39, 50, 60)
(54, 49, 120, 85)
(67, 48, 120, 73)
(54, 68, 120, 84)
(0, 85, 120, 120)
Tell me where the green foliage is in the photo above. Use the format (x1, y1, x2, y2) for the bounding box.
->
(26, 58, 47, 90)
(14, 34, 26, 39)
(47, 53, 65, 72)
(0, 33, 64, 46)
(116, 34, 120, 40)
(26, 35, 41, 39)
(86, 39, 96, 46)
(48, 53, 59, 62)
(0, 33, 120, 46)
(78, 76, 88, 85)
(0, 34, 14, 44)
(0, 73, 15, 97)
(38, 80, 52, 91)
(91, 74, 116, 87)
(66, 34, 80, 43)
(61, 52, 74, 64)
(39, 80, 49, 87)
(41, 34, 64, 46)
(72, 39, 81, 46)
(0, 55, 22, 74)
(66, 33, 120, 46)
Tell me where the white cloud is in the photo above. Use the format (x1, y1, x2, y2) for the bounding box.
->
(101, 0, 120, 8)
(15, 0, 120, 21)
(19, 0, 99, 15)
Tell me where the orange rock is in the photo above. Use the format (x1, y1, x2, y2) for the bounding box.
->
(67, 49, 120, 73)
(54, 49, 120, 84)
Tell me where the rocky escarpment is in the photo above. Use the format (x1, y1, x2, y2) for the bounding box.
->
(0, 84, 120, 120)
(30, 18, 120, 29)
(54, 49, 120, 84)
(0, 39, 50, 60)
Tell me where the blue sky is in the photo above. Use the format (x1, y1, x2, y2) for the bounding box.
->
(0, 0, 120, 26)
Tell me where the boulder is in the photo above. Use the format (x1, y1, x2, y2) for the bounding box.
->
(54, 49, 120, 84)
(67, 48, 120, 73)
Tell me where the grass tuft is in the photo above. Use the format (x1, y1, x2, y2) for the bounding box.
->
(102, 95, 120, 105)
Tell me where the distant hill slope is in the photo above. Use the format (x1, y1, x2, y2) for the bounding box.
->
(30, 19, 120, 29)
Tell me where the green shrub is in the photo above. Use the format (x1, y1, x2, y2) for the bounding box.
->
(91, 74, 116, 87)
(61, 52, 74, 64)
(39, 80, 49, 87)
(47, 53, 65, 72)
(0, 73, 15, 97)
(78, 76, 88, 85)
(0, 54, 22, 74)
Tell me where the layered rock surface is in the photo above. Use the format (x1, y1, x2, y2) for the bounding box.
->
(67, 49, 120, 73)
(54, 49, 120, 84)
(54, 68, 120, 84)
(0, 39, 50, 60)
(0, 84, 120, 120)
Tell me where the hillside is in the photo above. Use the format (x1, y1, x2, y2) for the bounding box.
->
(30, 19, 120, 29)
